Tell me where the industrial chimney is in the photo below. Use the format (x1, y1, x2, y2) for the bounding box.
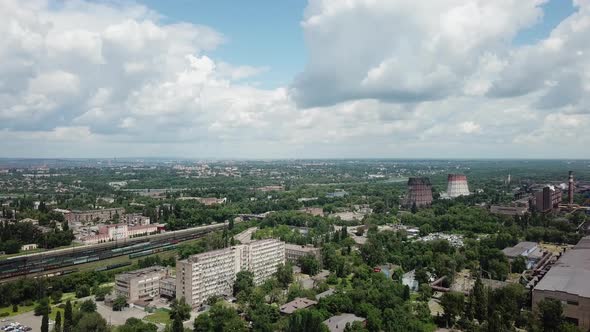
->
(568, 171, 574, 205)
(407, 177, 433, 207)
(447, 174, 470, 198)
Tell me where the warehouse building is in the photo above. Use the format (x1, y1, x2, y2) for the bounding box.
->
(532, 236, 590, 331)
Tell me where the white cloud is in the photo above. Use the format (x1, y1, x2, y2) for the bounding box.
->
(0, 0, 588, 158)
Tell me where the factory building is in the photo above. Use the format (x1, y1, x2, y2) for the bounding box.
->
(446, 174, 470, 198)
(406, 177, 433, 207)
(176, 239, 285, 308)
(534, 186, 562, 213)
(533, 236, 590, 331)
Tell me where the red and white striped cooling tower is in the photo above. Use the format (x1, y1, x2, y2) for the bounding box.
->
(446, 174, 470, 198)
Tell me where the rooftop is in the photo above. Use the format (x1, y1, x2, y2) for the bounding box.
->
(279, 297, 317, 314)
(116, 266, 166, 281)
(285, 244, 320, 252)
(534, 236, 590, 298)
(323, 313, 365, 332)
(502, 241, 538, 258)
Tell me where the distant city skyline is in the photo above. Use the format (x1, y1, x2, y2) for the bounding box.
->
(0, 0, 588, 158)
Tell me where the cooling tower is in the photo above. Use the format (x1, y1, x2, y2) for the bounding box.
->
(407, 177, 433, 207)
(447, 174, 470, 198)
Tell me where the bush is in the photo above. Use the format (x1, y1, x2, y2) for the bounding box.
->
(0, 312, 9, 318)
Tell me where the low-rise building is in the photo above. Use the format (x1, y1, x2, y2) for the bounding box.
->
(159, 277, 177, 298)
(285, 244, 322, 265)
(532, 236, 590, 331)
(298, 207, 324, 216)
(21, 243, 38, 251)
(502, 241, 544, 269)
(176, 239, 285, 308)
(65, 208, 125, 223)
(279, 297, 317, 314)
(115, 266, 170, 302)
(81, 223, 160, 245)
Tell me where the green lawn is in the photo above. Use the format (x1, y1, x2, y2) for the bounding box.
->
(144, 308, 171, 325)
(0, 303, 35, 317)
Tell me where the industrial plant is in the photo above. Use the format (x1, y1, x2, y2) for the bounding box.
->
(406, 177, 433, 207)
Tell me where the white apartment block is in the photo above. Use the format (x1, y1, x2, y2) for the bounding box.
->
(176, 239, 285, 308)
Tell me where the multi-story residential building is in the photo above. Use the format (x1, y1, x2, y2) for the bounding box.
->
(532, 236, 590, 331)
(176, 239, 285, 308)
(285, 244, 322, 265)
(115, 266, 170, 302)
(65, 208, 125, 223)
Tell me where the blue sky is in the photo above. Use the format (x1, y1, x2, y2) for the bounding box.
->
(139, 0, 307, 89)
(138, 0, 577, 89)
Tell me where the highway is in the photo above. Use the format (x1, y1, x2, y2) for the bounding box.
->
(0, 222, 230, 283)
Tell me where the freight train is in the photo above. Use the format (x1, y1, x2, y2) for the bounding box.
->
(0, 221, 229, 281)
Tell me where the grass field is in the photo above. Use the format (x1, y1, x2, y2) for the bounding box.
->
(144, 308, 171, 325)
(0, 303, 36, 317)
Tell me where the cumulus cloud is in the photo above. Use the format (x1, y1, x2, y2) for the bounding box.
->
(291, 0, 546, 107)
(0, 0, 588, 158)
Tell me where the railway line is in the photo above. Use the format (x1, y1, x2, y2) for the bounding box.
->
(0, 221, 231, 284)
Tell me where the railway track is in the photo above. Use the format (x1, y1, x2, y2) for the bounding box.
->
(0, 221, 231, 284)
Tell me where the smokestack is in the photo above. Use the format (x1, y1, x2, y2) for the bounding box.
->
(568, 171, 574, 205)
(447, 174, 470, 198)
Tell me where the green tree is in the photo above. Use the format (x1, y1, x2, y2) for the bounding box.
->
(440, 291, 465, 328)
(54, 311, 62, 332)
(80, 299, 97, 313)
(63, 300, 73, 332)
(193, 303, 246, 332)
(112, 295, 128, 311)
(93, 286, 111, 301)
(171, 315, 184, 332)
(51, 290, 63, 304)
(170, 297, 191, 321)
(41, 312, 49, 332)
(473, 277, 488, 322)
(299, 255, 320, 276)
(537, 298, 563, 332)
(233, 270, 254, 296)
(35, 297, 51, 316)
(117, 318, 158, 332)
(75, 284, 91, 298)
(276, 263, 294, 288)
(286, 309, 328, 332)
(73, 312, 108, 332)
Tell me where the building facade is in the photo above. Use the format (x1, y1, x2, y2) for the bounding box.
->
(65, 208, 125, 223)
(285, 244, 322, 265)
(81, 223, 160, 245)
(534, 186, 562, 213)
(176, 239, 285, 308)
(115, 266, 170, 302)
(532, 236, 590, 330)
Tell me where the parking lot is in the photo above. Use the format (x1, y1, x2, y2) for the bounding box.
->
(0, 315, 38, 331)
